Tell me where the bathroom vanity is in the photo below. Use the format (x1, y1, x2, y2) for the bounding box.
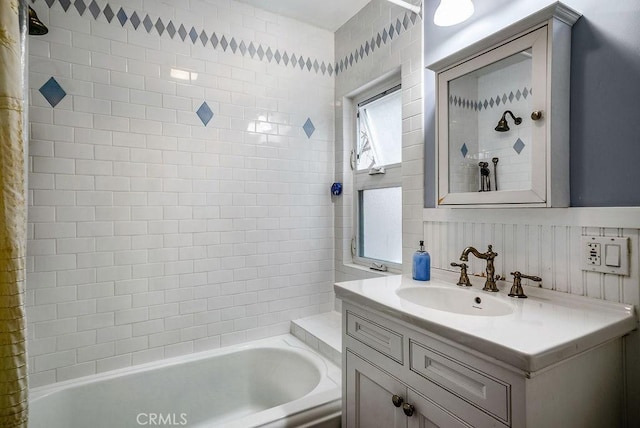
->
(335, 271, 637, 427)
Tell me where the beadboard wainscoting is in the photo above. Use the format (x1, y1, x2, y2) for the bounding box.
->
(423, 207, 640, 307)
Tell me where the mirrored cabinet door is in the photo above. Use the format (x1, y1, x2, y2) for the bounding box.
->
(428, 3, 582, 208)
(437, 27, 548, 206)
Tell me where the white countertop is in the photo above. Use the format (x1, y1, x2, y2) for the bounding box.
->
(334, 270, 637, 372)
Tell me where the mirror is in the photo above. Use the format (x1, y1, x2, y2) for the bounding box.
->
(447, 48, 533, 194)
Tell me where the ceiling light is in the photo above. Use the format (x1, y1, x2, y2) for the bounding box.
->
(433, 0, 474, 26)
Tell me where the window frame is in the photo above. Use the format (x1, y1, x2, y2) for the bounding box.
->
(352, 82, 403, 272)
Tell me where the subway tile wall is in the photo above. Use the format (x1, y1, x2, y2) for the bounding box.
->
(27, 0, 335, 387)
(333, 0, 424, 284)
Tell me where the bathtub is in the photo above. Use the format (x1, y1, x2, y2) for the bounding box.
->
(29, 335, 341, 428)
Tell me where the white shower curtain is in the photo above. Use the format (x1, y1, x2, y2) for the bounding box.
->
(0, 0, 29, 426)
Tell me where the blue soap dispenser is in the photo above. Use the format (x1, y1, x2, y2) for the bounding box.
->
(412, 240, 430, 281)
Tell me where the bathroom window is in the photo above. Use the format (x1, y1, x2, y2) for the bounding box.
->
(353, 85, 402, 269)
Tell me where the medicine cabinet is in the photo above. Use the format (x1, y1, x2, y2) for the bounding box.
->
(427, 3, 581, 207)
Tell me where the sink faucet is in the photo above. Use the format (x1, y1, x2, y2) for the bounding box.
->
(459, 245, 499, 292)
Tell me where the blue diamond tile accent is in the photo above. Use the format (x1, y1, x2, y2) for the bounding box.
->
(274, 49, 281, 63)
(130, 12, 140, 29)
(396, 19, 402, 35)
(211, 33, 219, 48)
(248, 42, 256, 57)
(328, 63, 333, 76)
(389, 24, 395, 39)
(266, 47, 273, 62)
(88, 0, 100, 18)
(461, 143, 468, 158)
(321, 62, 326, 74)
(403, 13, 410, 30)
(167, 21, 176, 38)
(509, 91, 514, 102)
(74, 0, 86, 16)
(410, 11, 417, 24)
(239, 41, 247, 56)
(103, 4, 114, 22)
(45, 0, 56, 7)
(189, 27, 198, 43)
(200, 30, 208, 46)
(221, 36, 228, 51)
(178, 24, 187, 41)
(306, 58, 312, 71)
(364, 41, 370, 56)
(291, 53, 297, 66)
(143, 15, 153, 32)
(257, 45, 264, 60)
(282, 51, 289, 65)
(313, 60, 319, 73)
(523, 87, 529, 99)
(230, 37, 238, 53)
(513, 138, 526, 154)
(39, 77, 67, 108)
(59, 0, 71, 12)
(116, 7, 127, 26)
(382, 29, 388, 43)
(303, 118, 315, 138)
(196, 102, 213, 126)
(516, 89, 522, 101)
(156, 18, 165, 36)
(298, 57, 305, 69)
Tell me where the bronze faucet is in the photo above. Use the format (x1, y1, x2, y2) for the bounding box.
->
(459, 245, 499, 292)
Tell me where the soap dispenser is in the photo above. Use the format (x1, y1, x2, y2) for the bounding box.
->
(412, 241, 430, 281)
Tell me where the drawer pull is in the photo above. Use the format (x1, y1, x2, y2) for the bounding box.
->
(402, 402, 415, 417)
(392, 395, 404, 407)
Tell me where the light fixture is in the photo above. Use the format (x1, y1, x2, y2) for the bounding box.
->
(385, 0, 422, 15)
(433, 0, 474, 27)
(495, 110, 522, 132)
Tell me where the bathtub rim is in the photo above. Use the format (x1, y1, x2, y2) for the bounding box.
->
(29, 333, 341, 405)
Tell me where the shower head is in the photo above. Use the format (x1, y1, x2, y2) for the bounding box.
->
(495, 110, 522, 132)
(28, 7, 49, 36)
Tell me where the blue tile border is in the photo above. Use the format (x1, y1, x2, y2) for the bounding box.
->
(33, 0, 335, 77)
(449, 87, 531, 112)
(335, 10, 421, 77)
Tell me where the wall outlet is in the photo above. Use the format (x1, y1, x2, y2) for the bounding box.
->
(581, 236, 630, 276)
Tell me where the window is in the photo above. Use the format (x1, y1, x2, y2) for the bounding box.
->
(353, 84, 402, 269)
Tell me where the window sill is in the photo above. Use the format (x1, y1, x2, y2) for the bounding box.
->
(342, 262, 402, 277)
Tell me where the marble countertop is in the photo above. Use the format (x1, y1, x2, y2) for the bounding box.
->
(334, 270, 637, 372)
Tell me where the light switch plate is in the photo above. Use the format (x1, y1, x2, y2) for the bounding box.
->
(581, 236, 630, 276)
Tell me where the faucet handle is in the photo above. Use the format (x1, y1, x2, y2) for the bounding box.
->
(451, 262, 471, 286)
(508, 271, 542, 298)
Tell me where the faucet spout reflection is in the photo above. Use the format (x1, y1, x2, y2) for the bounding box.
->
(459, 245, 499, 292)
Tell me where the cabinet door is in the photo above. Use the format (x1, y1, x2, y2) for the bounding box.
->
(345, 351, 407, 428)
(406, 389, 472, 428)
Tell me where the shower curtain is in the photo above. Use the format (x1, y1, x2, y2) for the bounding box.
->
(0, 0, 29, 427)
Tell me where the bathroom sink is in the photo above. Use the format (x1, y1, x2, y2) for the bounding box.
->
(396, 286, 514, 316)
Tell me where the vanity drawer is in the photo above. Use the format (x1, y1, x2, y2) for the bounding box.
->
(346, 310, 403, 363)
(410, 340, 510, 424)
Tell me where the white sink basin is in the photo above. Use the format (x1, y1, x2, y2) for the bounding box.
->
(396, 286, 514, 316)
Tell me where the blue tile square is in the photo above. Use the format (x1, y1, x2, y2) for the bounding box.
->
(88, 0, 100, 19)
(130, 11, 140, 29)
(116, 7, 127, 26)
(196, 102, 213, 126)
(103, 4, 114, 22)
(303, 118, 315, 138)
(74, 0, 86, 16)
(513, 138, 526, 154)
(39, 77, 67, 108)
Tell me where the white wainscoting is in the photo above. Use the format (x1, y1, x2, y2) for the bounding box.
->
(423, 208, 640, 306)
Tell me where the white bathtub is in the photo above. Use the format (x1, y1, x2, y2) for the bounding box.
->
(29, 335, 341, 428)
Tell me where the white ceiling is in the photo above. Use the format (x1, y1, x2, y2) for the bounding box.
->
(234, 0, 372, 32)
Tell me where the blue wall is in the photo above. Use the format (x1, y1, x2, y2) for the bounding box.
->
(424, 0, 640, 207)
